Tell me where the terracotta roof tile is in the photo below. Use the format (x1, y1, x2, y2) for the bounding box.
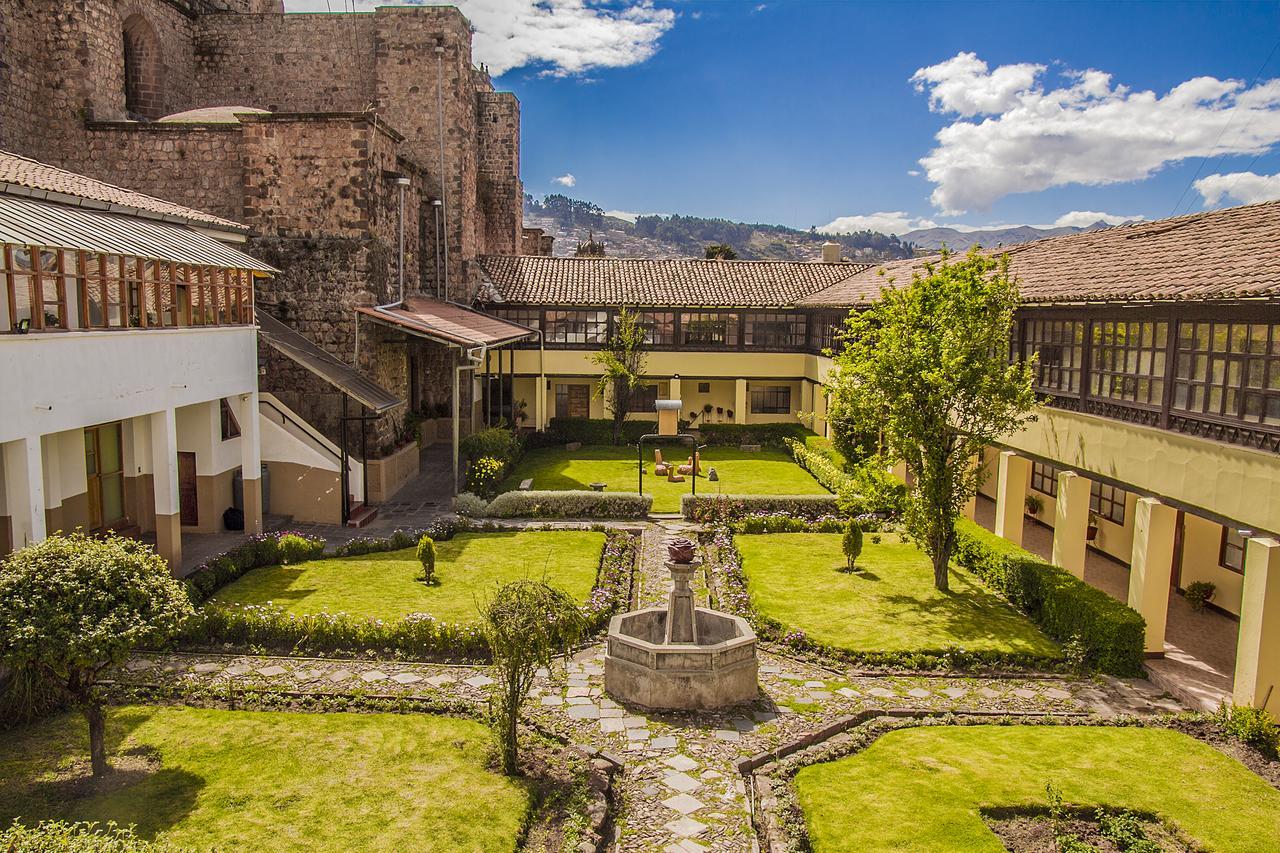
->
(801, 201, 1280, 307)
(357, 296, 535, 347)
(478, 255, 871, 308)
(0, 149, 246, 233)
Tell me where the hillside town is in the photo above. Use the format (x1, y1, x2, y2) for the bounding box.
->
(0, 2, 1278, 851)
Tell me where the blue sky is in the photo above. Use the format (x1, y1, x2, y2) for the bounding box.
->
(286, 1, 1280, 234)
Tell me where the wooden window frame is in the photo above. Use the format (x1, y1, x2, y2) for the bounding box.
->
(750, 384, 791, 414)
(1089, 481, 1126, 526)
(1219, 527, 1246, 573)
(1030, 460, 1060, 497)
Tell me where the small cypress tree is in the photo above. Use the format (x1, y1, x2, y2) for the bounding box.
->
(842, 521, 863, 572)
(416, 535, 437, 584)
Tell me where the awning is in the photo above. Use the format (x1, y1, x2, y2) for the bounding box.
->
(0, 195, 278, 273)
(356, 295, 535, 348)
(257, 312, 401, 413)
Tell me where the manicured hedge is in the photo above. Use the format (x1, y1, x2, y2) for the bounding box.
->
(784, 437, 855, 494)
(540, 417, 658, 445)
(682, 493, 841, 522)
(952, 518, 1146, 676)
(184, 531, 326, 604)
(697, 422, 811, 447)
(484, 489, 652, 519)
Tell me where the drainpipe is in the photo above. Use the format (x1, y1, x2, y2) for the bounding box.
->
(453, 342, 487, 494)
(432, 198, 443, 299)
(395, 175, 410, 304)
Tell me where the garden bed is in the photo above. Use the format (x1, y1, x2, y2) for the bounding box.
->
(499, 443, 830, 513)
(707, 528, 1061, 671)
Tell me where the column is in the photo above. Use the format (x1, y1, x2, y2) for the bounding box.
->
(889, 459, 909, 483)
(734, 379, 747, 424)
(813, 384, 829, 437)
(149, 408, 182, 573)
(3, 437, 47, 549)
(535, 374, 547, 430)
(962, 453, 981, 521)
(236, 392, 263, 535)
(1052, 470, 1091, 579)
(800, 381, 814, 424)
(1127, 497, 1177, 656)
(668, 376, 681, 405)
(1234, 537, 1280, 714)
(994, 450, 1030, 546)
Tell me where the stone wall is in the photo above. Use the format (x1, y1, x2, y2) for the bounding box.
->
(194, 13, 377, 113)
(478, 91, 523, 257)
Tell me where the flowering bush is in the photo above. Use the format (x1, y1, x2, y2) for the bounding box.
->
(185, 530, 326, 604)
(466, 456, 506, 499)
(484, 490, 651, 519)
(683, 494, 840, 522)
(277, 533, 324, 565)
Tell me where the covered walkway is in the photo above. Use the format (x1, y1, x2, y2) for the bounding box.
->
(974, 495, 1238, 710)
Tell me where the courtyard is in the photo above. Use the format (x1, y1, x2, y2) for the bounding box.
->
(500, 444, 831, 512)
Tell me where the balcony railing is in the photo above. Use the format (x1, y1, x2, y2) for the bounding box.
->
(3, 244, 255, 334)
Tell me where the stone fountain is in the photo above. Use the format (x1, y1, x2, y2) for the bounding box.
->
(604, 537, 758, 711)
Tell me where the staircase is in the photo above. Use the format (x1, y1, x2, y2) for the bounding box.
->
(346, 501, 379, 528)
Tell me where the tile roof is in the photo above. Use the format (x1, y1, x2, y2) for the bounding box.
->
(477, 255, 871, 308)
(0, 149, 247, 233)
(802, 200, 1280, 307)
(357, 296, 536, 347)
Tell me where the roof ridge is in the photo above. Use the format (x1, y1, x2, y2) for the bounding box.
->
(482, 253, 876, 268)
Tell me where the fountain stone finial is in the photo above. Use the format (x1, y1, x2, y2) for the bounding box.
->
(665, 559, 699, 645)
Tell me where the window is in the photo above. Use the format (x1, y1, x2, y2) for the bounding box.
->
(220, 399, 241, 441)
(1022, 319, 1085, 393)
(1030, 461, 1061, 497)
(682, 312, 739, 347)
(638, 311, 675, 346)
(1089, 481, 1127, 525)
(812, 312, 847, 354)
(544, 310, 608, 344)
(744, 312, 806, 348)
(1220, 527, 1247, 572)
(629, 384, 659, 412)
(1089, 320, 1168, 406)
(697, 382, 710, 393)
(490, 307, 541, 330)
(750, 385, 791, 414)
(1173, 321, 1280, 426)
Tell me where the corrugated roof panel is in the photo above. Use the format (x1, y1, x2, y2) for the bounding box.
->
(257, 313, 401, 413)
(0, 196, 277, 273)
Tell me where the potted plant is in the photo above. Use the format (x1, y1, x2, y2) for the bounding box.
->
(1086, 511, 1100, 542)
(702, 403, 714, 417)
(1025, 494, 1044, 516)
(1185, 580, 1215, 611)
(726, 409, 734, 420)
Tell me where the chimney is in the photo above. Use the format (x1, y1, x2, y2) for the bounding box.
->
(821, 241, 841, 263)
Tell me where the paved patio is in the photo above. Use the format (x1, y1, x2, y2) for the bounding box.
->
(974, 495, 1239, 710)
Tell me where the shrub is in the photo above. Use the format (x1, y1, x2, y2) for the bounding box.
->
(466, 456, 505, 499)
(682, 493, 840, 521)
(541, 417, 657, 446)
(452, 492, 488, 517)
(842, 521, 863, 571)
(485, 490, 652, 519)
(698, 422, 811, 447)
(1184, 580, 1215, 611)
(277, 533, 323, 565)
(841, 458, 907, 517)
(1217, 704, 1280, 759)
(734, 512, 846, 534)
(952, 518, 1145, 675)
(784, 437, 855, 495)
(0, 820, 173, 852)
(416, 535, 437, 584)
(460, 426, 522, 468)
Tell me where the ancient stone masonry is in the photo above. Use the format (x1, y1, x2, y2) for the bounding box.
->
(0, 0, 525, 460)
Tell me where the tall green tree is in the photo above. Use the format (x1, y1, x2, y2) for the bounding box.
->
(591, 306, 649, 444)
(704, 243, 738, 260)
(0, 532, 194, 776)
(826, 248, 1037, 591)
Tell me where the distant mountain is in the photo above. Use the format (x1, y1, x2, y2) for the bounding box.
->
(523, 194, 915, 262)
(900, 220, 1126, 251)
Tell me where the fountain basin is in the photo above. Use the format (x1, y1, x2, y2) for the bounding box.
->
(604, 607, 758, 711)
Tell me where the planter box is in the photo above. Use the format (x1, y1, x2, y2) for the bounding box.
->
(366, 441, 420, 503)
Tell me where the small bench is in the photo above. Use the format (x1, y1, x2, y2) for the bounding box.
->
(589, 482, 607, 492)
(518, 479, 533, 491)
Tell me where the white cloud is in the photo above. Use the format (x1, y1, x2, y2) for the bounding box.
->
(604, 209, 642, 222)
(1050, 210, 1145, 228)
(552, 173, 577, 187)
(281, 0, 675, 77)
(911, 52, 1280, 214)
(1194, 171, 1280, 205)
(818, 211, 938, 236)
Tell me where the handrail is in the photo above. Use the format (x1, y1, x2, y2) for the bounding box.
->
(259, 397, 343, 465)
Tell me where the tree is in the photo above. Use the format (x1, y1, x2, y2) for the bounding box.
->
(481, 580, 584, 775)
(841, 521, 863, 572)
(416, 535, 437, 585)
(826, 248, 1037, 591)
(591, 306, 649, 444)
(0, 532, 194, 776)
(704, 243, 738, 260)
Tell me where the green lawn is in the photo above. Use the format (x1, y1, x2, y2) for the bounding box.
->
(795, 725, 1280, 852)
(0, 706, 528, 852)
(212, 530, 605, 622)
(501, 443, 830, 512)
(736, 533, 1058, 657)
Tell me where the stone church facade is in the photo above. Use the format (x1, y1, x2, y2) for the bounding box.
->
(0, 0, 526, 452)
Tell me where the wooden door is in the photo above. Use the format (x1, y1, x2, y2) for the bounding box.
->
(567, 385, 590, 418)
(85, 423, 125, 531)
(178, 451, 198, 526)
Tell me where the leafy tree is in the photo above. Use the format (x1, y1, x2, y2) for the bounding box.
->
(416, 535, 437, 585)
(591, 306, 649, 444)
(841, 521, 863, 572)
(0, 532, 194, 776)
(704, 243, 738, 260)
(826, 248, 1036, 591)
(481, 580, 585, 774)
